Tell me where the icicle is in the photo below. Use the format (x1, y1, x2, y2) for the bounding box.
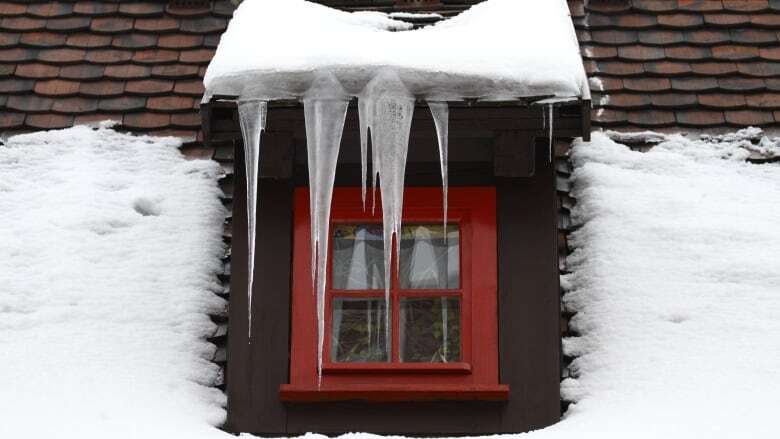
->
(358, 99, 372, 211)
(548, 103, 554, 162)
(237, 100, 267, 341)
(360, 72, 415, 351)
(303, 92, 349, 386)
(427, 101, 449, 233)
(442, 297, 448, 362)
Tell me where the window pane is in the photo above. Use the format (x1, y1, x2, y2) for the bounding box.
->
(399, 225, 459, 289)
(332, 224, 385, 290)
(331, 298, 389, 363)
(400, 297, 460, 363)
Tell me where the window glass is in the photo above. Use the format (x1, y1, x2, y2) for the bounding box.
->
(332, 224, 385, 290)
(399, 225, 459, 289)
(331, 298, 389, 362)
(400, 297, 461, 363)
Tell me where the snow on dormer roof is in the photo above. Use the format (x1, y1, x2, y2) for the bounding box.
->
(204, 0, 590, 102)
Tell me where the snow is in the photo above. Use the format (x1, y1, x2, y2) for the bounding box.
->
(204, 0, 589, 102)
(0, 124, 230, 439)
(545, 130, 780, 439)
(3, 121, 779, 438)
(388, 12, 444, 20)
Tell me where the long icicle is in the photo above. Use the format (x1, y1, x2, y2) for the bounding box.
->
(427, 101, 449, 233)
(237, 100, 267, 341)
(548, 103, 554, 162)
(303, 96, 349, 386)
(365, 80, 415, 352)
(358, 98, 372, 211)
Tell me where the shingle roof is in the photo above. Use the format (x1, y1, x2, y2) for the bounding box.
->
(570, 0, 780, 131)
(0, 0, 234, 140)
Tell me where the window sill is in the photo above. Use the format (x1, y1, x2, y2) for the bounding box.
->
(323, 362, 472, 374)
(279, 384, 509, 402)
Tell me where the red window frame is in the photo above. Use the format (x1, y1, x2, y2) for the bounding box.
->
(280, 186, 508, 402)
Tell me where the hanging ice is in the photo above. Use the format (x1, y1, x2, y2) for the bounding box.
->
(303, 75, 350, 384)
(359, 72, 415, 347)
(427, 101, 449, 231)
(548, 103, 554, 162)
(358, 99, 372, 211)
(237, 100, 267, 340)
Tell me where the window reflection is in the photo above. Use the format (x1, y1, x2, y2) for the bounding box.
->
(400, 225, 459, 289)
(332, 224, 385, 290)
(331, 298, 389, 362)
(400, 297, 461, 363)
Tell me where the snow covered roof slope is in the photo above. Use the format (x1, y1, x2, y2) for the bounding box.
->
(204, 0, 589, 102)
(543, 131, 780, 439)
(0, 124, 230, 439)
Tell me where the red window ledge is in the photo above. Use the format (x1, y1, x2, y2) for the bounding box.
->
(279, 384, 510, 402)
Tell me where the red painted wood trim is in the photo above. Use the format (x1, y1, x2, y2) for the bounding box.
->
(279, 384, 510, 402)
(289, 187, 501, 394)
(323, 362, 471, 374)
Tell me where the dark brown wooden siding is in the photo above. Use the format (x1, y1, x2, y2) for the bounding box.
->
(207, 99, 584, 435)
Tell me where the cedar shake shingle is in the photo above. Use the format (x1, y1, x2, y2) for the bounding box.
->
(661, 1, 715, 12)
(573, 0, 780, 129)
(91, 17, 134, 34)
(644, 61, 692, 75)
(0, 111, 25, 129)
(657, 14, 704, 28)
(80, 81, 125, 97)
(65, 33, 112, 48)
(15, 63, 60, 79)
(27, 3, 74, 18)
(722, 0, 769, 13)
(596, 61, 644, 76)
(45, 16, 91, 31)
(59, 64, 105, 80)
(158, 34, 203, 49)
(712, 45, 760, 61)
(51, 97, 99, 114)
(676, 110, 726, 126)
(26, 113, 74, 129)
(118, 3, 166, 17)
(698, 94, 747, 108)
(2, 17, 46, 31)
(134, 17, 179, 32)
(746, 93, 780, 108)
(0, 2, 26, 16)
(37, 48, 86, 63)
(147, 95, 194, 112)
(0, 78, 34, 93)
(125, 79, 174, 95)
(98, 96, 147, 112)
(690, 61, 738, 75)
(112, 34, 159, 49)
(104, 64, 152, 79)
(718, 77, 766, 92)
(0, 0, 234, 136)
(85, 49, 134, 64)
(72, 2, 118, 16)
(0, 31, 20, 46)
(133, 49, 179, 64)
(20, 32, 68, 47)
(724, 110, 774, 125)
(179, 48, 214, 64)
(34, 79, 80, 96)
(618, 45, 665, 61)
(124, 112, 171, 129)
